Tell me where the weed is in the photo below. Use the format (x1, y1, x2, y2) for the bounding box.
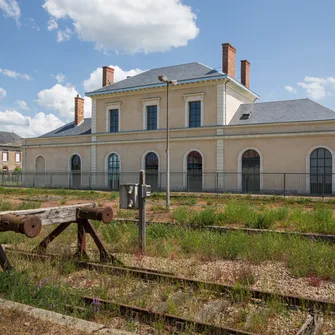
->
(232, 266, 256, 286)
(17, 201, 41, 210)
(116, 209, 134, 219)
(190, 207, 218, 226)
(177, 197, 197, 206)
(151, 204, 167, 213)
(173, 206, 190, 225)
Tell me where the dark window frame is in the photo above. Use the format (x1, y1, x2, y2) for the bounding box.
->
(147, 105, 157, 130)
(110, 109, 119, 133)
(188, 101, 201, 128)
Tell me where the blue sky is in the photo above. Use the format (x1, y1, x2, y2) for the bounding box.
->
(1, 0, 335, 137)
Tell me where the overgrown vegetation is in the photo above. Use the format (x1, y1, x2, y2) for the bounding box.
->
(102, 223, 335, 281)
(172, 200, 335, 234)
(0, 270, 89, 319)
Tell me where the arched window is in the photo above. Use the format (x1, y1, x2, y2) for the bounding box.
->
(242, 149, 260, 193)
(35, 156, 46, 187)
(108, 153, 120, 190)
(71, 155, 81, 189)
(145, 152, 159, 191)
(187, 151, 202, 191)
(310, 148, 332, 195)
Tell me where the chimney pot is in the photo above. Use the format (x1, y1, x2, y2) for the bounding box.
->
(74, 95, 84, 125)
(102, 66, 114, 87)
(222, 43, 236, 78)
(241, 60, 250, 88)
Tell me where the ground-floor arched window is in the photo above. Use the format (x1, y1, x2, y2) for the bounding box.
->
(187, 151, 202, 192)
(242, 149, 260, 193)
(145, 152, 159, 191)
(35, 155, 46, 187)
(108, 153, 120, 190)
(71, 154, 81, 189)
(310, 148, 332, 195)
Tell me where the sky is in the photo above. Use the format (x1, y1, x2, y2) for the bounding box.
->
(1, 0, 335, 138)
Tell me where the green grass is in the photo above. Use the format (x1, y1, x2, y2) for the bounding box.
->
(290, 205, 335, 234)
(172, 200, 335, 234)
(0, 270, 89, 319)
(16, 201, 42, 210)
(103, 222, 335, 281)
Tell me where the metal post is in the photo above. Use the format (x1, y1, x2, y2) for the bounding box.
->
(283, 173, 286, 197)
(166, 82, 170, 209)
(139, 170, 146, 253)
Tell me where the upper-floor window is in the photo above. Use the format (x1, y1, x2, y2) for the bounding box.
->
(184, 93, 205, 128)
(2, 150, 8, 162)
(147, 105, 157, 130)
(16, 151, 21, 163)
(142, 98, 160, 130)
(110, 109, 119, 133)
(105, 102, 121, 133)
(189, 101, 201, 128)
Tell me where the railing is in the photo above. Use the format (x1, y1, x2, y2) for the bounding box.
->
(0, 171, 334, 197)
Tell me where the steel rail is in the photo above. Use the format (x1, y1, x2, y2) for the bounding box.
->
(82, 295, 258, 335)
(7, 249, 335, 312)
(114, 218, 335, 244)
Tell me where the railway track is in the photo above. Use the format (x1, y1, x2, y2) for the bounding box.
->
(7, 248, 335, 313)
(81, 295, 259, 335)
(115, 218, 335, 244)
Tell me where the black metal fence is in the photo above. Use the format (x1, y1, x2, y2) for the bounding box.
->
(0, 171, 334, 197)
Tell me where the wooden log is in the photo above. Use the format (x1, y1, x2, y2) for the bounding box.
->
(0, 203, 96, 226)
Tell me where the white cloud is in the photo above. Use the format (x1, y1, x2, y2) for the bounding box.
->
(0, 87, 7, 99)
(16, 100, 30, 111)
(36, 83, 92, 121)
(57, 27, 72, 42)
(0, 0, 20, 23)
(285, 86, 297, 94)
(285, 76, 335, 101)
(0, 68, 31, 80)
(43, 0, 199, 53)
(37, 83, 78, 121)
(52, 73, 66, 83)
(47, 17, 58, 30)
(0, 109, 64, 138)
(297, 77, 327, 100)
(83, 65, 144, 92)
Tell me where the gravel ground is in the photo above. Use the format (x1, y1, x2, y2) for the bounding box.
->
(0, 309, 90, 335)
(115, 254, 335, 302)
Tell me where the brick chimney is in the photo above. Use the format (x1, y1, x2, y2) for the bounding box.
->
(222, 43, 236, 77)
(102, 66, 114, 87)
(241, 60, 250, 88)
(74, 94, 84, 125)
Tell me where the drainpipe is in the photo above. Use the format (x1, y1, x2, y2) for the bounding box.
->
(224, 79, 231, 125)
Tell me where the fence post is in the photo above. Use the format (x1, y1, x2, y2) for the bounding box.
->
(283, 173, 286, 197)
(89, 174, 92, 190)
(216, 173, 219, 195)
(32, 173, 35, 188)
(139, 170, 146, 253)
(50, 174, 53, 188)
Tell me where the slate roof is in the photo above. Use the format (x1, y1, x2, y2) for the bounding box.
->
(86, 62, 225, 96)
(0, 131, 22, 147)
(230, 99, 335, 125)
(39, 118, 92, 138)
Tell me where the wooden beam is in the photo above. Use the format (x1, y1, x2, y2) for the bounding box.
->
(0, 203, 96, 226)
